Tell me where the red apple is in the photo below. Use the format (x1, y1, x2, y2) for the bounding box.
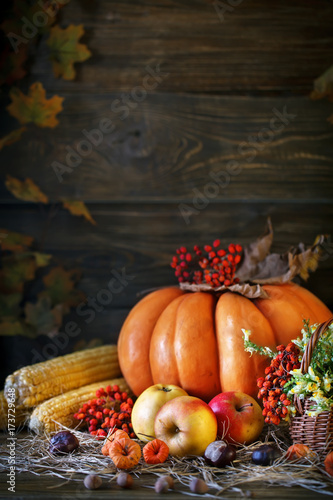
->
(208, 391, 264, 445)
(131, 384, 188, 442)
(154, 395, 217, 457)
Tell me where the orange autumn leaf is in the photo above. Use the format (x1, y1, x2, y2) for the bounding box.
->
(0, 45, 28, 86)
(1, 0, 66, 38)
(42, 266, 85, 307)
(5, 175, 48, 204)
(0, 128, 26, 151)
(0, 228, 33, 252)
(62, 200, 96, 225)
(0, 256, 36, 293)
(47, 24, 91, 80)
(7, 82, 64, 128)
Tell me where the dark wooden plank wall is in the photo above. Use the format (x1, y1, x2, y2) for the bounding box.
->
(0, 0, 333, 378)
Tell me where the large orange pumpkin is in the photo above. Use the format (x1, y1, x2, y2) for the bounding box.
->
(117, 282, 331, 402)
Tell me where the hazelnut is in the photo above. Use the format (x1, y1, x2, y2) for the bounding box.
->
(83, 474, 102, 490)
(117, 472, 133, 489)
(189, 478, 208, 494)
(155, 477, 170, 494)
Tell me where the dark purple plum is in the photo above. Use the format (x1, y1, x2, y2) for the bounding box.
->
(49, 430, 79, 454)
(251, 444, 281, 466)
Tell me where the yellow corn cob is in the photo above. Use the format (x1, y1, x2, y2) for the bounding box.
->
(5, 345, 120, 410)
(0, 390, 29, 430)
(29, 377, 131, 434)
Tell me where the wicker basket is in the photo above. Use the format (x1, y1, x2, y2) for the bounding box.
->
(289, 317, 333, 456)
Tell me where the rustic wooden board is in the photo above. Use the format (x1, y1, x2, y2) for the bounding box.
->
(0, 469, 332, 499)
(1, 201, 332, 307)
(0, 94, 332, 202)
(1, 198, 332, 378)
(28, 0, 333, 95)
(1, 0, 333, 386)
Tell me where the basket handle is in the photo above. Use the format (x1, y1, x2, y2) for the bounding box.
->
(300, 317, 333, 374)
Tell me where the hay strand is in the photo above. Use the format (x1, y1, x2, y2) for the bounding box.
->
(0, 423, 332, 497)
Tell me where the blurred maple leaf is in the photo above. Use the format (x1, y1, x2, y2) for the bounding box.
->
(24, 296, 63, 336)
(311, 65, 333, 123)
(311, 65, 333, 101)
(47, 24, 91, 80)
(0, 319, 34, 338)
(62, 200, 96, 225)
(0, 256, 36, 293)
(0, 46, 28, 86)
(0, 228, 33, 252)
(0, 128, 26, 151)
(7, 82, 64, 128)
(0, 293, 22, 317)
(1, 0, 67, 39)
(30, 251, 52, 267)
(42, 266, 85, 307)
(5, 175, 49, 203)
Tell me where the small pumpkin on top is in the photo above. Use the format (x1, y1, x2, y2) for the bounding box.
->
(101, 429, 129, 457)
(285, 444, 316, 462)
(143, 439, 169, 464)
(108, 437, 141, 469)
(324, 451, 333, 476)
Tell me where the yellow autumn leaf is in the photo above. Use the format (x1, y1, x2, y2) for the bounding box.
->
(0, 127, 26, 151)
(5, 175, 48, 204)
(311, 65, 333, 101)
(62, 200, 96, 225)
(47, 24, 91, 80)
(7, 82, 64, 128)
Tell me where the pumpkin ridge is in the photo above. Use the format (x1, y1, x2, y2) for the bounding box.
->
(174, 292, 221, 401)
(150, 293, 188, 388)
(118, 287, 184, 396)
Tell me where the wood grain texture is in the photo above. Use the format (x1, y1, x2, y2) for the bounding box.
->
(1, 202, 332, 308)
(0, 459, 332, 499)
(0, 94, 332, 202)
(1, 0, 333, 383)
(28, 0, 333, 94)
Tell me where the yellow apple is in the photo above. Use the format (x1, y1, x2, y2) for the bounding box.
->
(208, 391, 264, 445)
(131, 384, 188, 442)
(154, 395, 217, 457)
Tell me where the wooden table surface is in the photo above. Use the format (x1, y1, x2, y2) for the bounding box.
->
(1, 431, 333, 499)
(0, 472, 332, 500)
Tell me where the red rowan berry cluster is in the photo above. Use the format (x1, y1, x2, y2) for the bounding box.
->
(170, 240, 243, 287)
(257, 343, 301, 425)
(74, 384, 135, 439)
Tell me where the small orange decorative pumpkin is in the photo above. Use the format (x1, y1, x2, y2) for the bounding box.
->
(108, 437, 141, 469)
(324, 451, 333, 476)
(286, 444, 316, 461)
(102, 429, 129, 457)
(118, 283, 331, 401)
(143, 439, 169, 464)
